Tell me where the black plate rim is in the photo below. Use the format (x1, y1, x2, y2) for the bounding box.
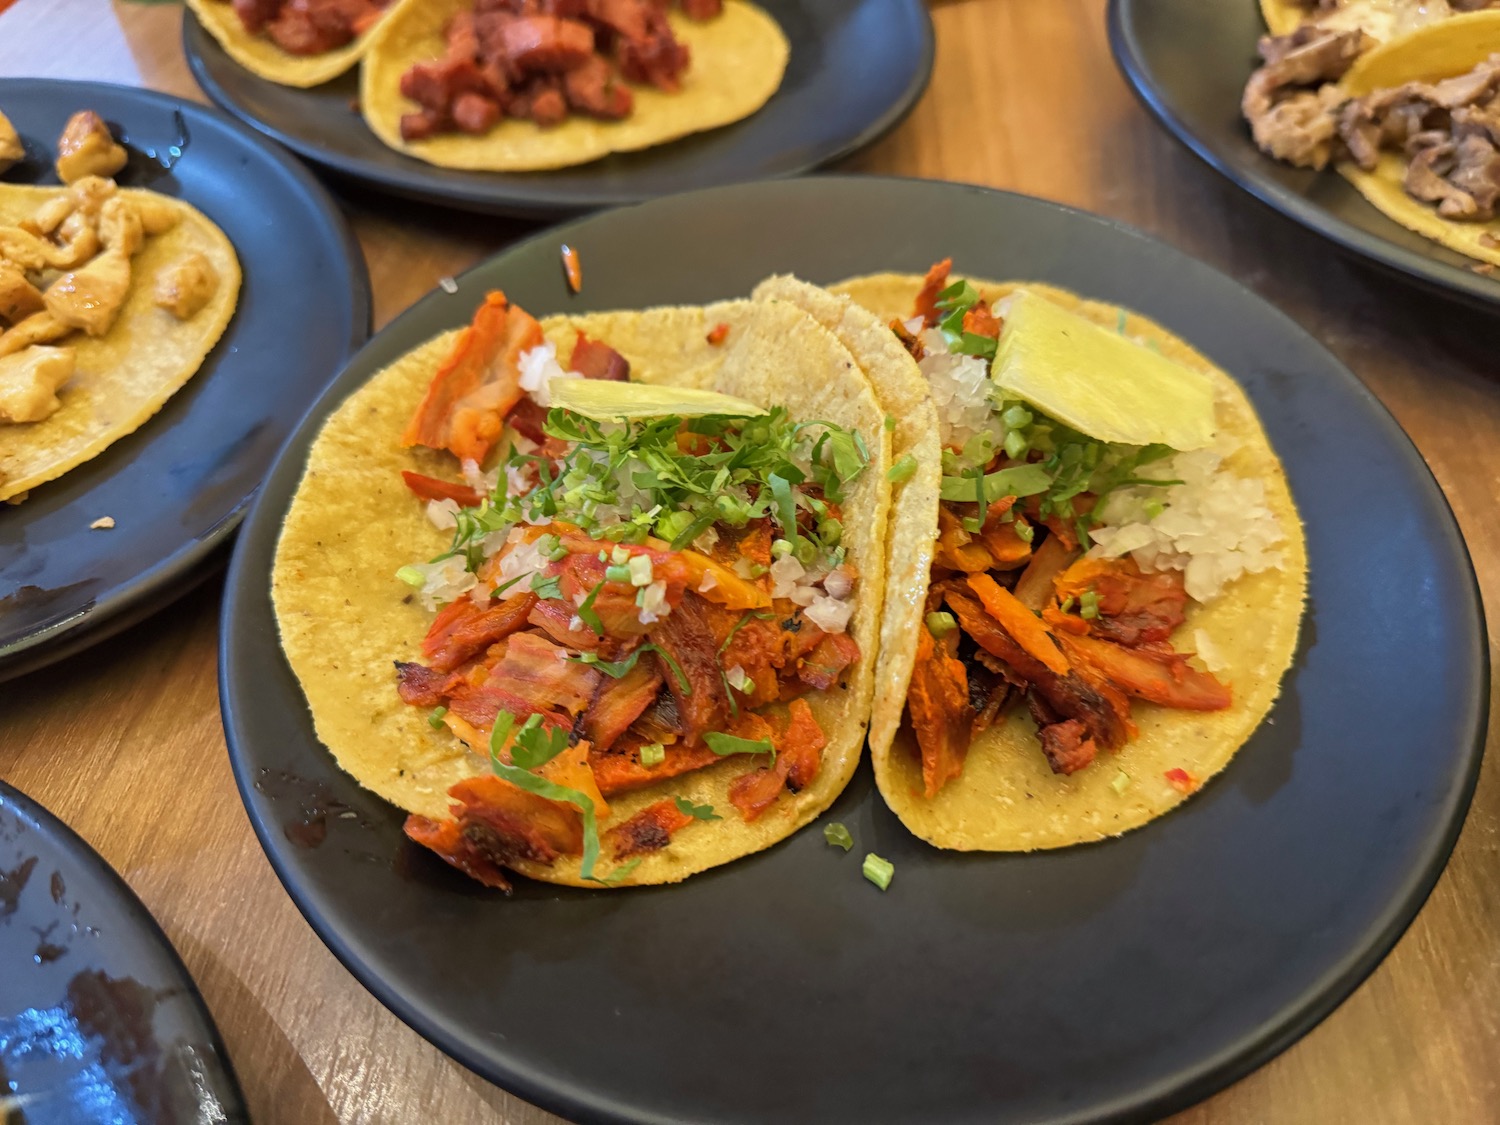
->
(219, 174, 1489, 1124)
(181, 3, 936, 218)
(1105, 0, 1500, 313)
(0, 777, 249, 1117)
(0, 77, 373, 682)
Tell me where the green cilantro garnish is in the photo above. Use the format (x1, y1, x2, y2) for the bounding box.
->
(824, 822, 854, 851)
(673, 796, 721, 821)
(529, 572, 562, 601)
(575, 583, 604, 635)
(567, 642, 689, 694)
(862, 853, 894, 890)
(489, 572, 528, 599)
(704, 731, 775, 763)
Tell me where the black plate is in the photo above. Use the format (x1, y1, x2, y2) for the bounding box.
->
(0, 780, 248, 1122)
(184, 0, 933, 218)
(219, 176, 1488, 1124)
(1108, 0, 1500, 312)
(0, 79, 370, 683)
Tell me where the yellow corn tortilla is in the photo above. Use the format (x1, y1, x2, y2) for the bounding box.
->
(0, 186, 241, 504)
(186, 0, 419, 88)
(272, 297, 890, 887)
(832, 273, 1308, 852)
(1333, 13, 1500, 266)
(360, 0, 789, 171)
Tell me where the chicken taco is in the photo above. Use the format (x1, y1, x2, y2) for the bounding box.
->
(831, 265, 1307, 852)
(1244, 9, 1500, 266)
(359, 0, 788, 171)
(185, 0, 419, 88)
(1, 177, 240, 504)
(272, 291, 889, 890)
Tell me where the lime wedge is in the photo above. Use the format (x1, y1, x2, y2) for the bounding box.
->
(547, 378, 767, 420)
(993, 290, 1215, 451)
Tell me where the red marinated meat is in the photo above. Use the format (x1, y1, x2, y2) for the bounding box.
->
(500, 15, 595, 73)
(570, 331, 631, 379)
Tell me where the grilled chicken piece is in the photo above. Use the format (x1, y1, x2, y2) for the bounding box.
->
(0, 264, 44, 324)
(44, 247, 132, 338)
(0, 110, 22, 173)
(55, 111, 128, 185)
(0, 346, 75, 424)
(98, 196, 144, 256)
(153, 252, 220, 320)
(0, 312, 70, 358)
(49, 211, 102, 269)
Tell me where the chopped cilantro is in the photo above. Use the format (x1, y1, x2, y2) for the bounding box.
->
(575, 583, 604, 635)
(674, 796, 721, 821)
(704, 731, 775, 763)
(529, 572, 562, 601)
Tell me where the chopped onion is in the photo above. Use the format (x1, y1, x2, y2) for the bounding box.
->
(823, 565, 855, 600)
(805, 593, 853, 634)
(637, 579, 669, 624)
(769, 555, 806, 599)
(425, 498, 460, 530)
(517, 342, 575, 407)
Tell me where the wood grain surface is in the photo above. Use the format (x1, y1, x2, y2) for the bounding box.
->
(2, 1, 1497, 1122)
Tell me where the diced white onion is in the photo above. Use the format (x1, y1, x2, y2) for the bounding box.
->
(425, 498, 460, 530)
(517, 342, 576, 407)
(805, 593, 853, 634)
(637, 580, 669, 624)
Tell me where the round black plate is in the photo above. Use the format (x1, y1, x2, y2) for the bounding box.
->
(0, 780, 247, 1122)
(183, 0, 933, 218)
(219, 176, 1488, 1124)
(0, 79, 370, 683)
(1108, 0, 1500, 312)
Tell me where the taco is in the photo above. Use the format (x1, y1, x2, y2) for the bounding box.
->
(831, 265, 1307, 852)
(1243, 9, 1500, 265)
(272, 291, 889, 890)
(185, 0, 419, 88)
(360, 0, 788, 171)
(0, 178, 240, 504)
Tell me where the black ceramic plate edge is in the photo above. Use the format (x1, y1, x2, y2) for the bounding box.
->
(181, 5, 934, 219)
(1106, 0, 1500, 314)
(219, 175, 1489, 1125)
(0, 79, 373, 683)
(0, 779, 249, 1121)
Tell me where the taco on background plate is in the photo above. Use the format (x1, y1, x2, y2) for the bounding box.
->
(1258, 0, 1498, 41)
(830, 265, 1307, 852)
(1244, 8, 1500, 266)
(272, 291, 889, 890)
(360, 0, 788, 171)
(185, 0, 420, 88)
(0, 178, 240, 504)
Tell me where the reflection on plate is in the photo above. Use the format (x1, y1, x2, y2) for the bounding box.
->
(0, 78, 371, 683)
(0, 780, 247, 1124)
(183, 0, 934, 217)
(221, 176, 1486, 1125)
(1108, 0, 1500, 311)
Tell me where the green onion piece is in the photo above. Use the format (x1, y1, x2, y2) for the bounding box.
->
(862, 853, 894, 891)
(640, 742, 666, 767)
(938, 462, 1052, 504)
(1003, 430, 1029, 460)
(575, 583, 604, 635)
(934, 278, 980, 311)
(961, 516, 982, 534)
(427, 706, 448, 729)
(952, 332, 998, 360)
(628, 554, 654, 586)
(1001, 404, 1033, 429)
(1015, 521, 1035, 544)
(704, 731, 775, 762)
(887, 454, 918, 483)
(817, 518, 842, 547)
(1080, 590, 1100, 620)
(396, 565, 426, 588)
(1144, 499, 1165, 520)
(926, 611, 957, 639)
(824, 822, 854, 851)
(884, 415, 897, 432)
(604, 564, 632, 582)
(673, 796, 722, 821)
(1059, 595, 1076, 614)
(611, 546, 631, 565)
(770, 538, 792, 559)
(1111, 770, 1130, 795)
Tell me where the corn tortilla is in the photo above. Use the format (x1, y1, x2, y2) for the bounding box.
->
(185, 0, 420, 88)
(832, 273, 1308, 851)
(360, 0, 789, 171)
(0, 186, 240, 503)
(272, 297, 890, 887)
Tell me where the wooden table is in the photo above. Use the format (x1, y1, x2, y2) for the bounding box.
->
(3, 1, 1497, 1121)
